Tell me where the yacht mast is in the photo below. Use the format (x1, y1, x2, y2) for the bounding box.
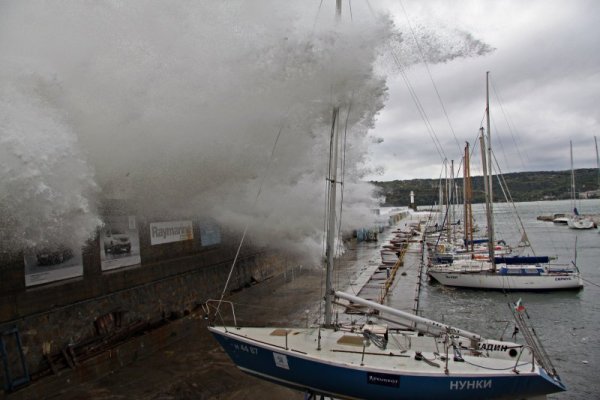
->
(595, 136, 599, 190)
(485, 72, 496, 270)
(463, 142, 474, 252)
(325, 0, 343, 327)
(570, 140, 575, 211)
(450, 159, 455, 242)
(325, 107, 340, 327)
(479, 131, 490, 242)
(445, 160, 450, 238)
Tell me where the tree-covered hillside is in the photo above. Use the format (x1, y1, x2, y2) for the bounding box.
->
(372, 169, 600, 206)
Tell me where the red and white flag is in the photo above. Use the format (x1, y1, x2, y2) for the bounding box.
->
(515, 298, 526, 312)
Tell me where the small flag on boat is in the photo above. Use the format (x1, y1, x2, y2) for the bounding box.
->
(515, 298, 526, 312)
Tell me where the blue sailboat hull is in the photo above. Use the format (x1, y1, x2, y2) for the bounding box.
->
(210, 328, 565, 400)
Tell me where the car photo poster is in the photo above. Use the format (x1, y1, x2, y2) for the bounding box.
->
(24, 245, 83, 287)
(149, 220, 194, 245)
(100, 215, 141, 271)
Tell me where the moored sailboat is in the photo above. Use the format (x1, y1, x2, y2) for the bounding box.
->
(427, 72, 583, 291)
(567, 141, 594, 229)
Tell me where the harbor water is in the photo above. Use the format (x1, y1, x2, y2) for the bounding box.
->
(416, 199, 600, 399)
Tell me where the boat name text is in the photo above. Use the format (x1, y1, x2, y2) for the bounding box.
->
(450, 379, 492, 390)
(478, 343, 509, 352)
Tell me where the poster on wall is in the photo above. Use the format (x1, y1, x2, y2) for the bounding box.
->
(199, 220, 221, 246)
(100, 215, 141, 271)
(149, 220, 194, 245)
(24, 245, 83, 287)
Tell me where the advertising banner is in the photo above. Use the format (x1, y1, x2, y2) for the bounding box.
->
(100, 215, 141, 271)
(24, 245, 83, 287)
(199, 220, 221, 246)
(150, 220, 194, 245)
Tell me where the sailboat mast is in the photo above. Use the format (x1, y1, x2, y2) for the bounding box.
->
(444, 160, 450, 239)
(438, 175, 443, 227)
(479, 131, 495, 268)
(450, 159, 455, 241)
(485, 72, 496, 269)
(463, 154, 468, 245)
(595, 136, 600, 190)
(454, 164, 460, 232)
(325, 107, 340, 327)
(324, 0, 344, 328)
(570, 140, 575, 211)
(463, 142, 473, 251)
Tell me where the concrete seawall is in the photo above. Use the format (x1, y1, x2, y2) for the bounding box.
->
(4, 212, 424, 399)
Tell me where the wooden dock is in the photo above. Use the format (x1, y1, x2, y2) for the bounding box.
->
(336, 215, 427, 327)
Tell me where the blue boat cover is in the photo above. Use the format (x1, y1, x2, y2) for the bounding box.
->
(495, 256, 550, 264)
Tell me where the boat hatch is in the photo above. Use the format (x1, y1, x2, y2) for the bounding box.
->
(337, 335, 367, 346)
(270, 329, 291, 336)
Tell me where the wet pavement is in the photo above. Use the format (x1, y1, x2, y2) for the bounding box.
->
(49, 241, 380, 399)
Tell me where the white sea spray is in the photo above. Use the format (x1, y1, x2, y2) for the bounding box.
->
(0, 1, 491, 259)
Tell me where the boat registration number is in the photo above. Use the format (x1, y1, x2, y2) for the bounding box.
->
(233, 343, 258, 355)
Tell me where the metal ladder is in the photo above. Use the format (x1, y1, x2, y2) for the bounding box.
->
(1, 327, 30, 392)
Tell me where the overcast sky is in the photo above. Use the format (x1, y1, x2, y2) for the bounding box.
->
(366, 0, 600, 181)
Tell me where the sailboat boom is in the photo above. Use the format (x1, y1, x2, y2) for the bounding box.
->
(335, 291, 481, 341)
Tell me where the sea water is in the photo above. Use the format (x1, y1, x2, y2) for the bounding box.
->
(416, 199, 600, 399)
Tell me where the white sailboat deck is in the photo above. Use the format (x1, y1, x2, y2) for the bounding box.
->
(210, 325, 538, 377)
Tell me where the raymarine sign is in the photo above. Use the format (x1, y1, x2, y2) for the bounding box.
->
(150, 220, 194, 245)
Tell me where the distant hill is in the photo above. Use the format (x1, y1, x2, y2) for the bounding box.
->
(371, 168, 600, 206)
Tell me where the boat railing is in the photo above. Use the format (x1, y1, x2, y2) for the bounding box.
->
(438, 334, 537, 376)
(203, 299, 238, 329)
(546, 264, 578, 274)
(512, 344, 536, 373)
(510, 303, 559, 377)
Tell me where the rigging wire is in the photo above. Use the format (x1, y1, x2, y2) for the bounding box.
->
(347, 0, 353, 21)
(395, 61, 446, 161)
(490, 78, 528, 167)
(487, 74, 564, 254)
(581, 277, 600, 289)
(491, 150, 536, 255)
(366, 0, 459, 166)
(215, 118, 288, 315)
(397, 0, 463, 158)
(365, 0, 446, 163)
(335, 98, 354, 291)
(311, 0, 325, 33)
